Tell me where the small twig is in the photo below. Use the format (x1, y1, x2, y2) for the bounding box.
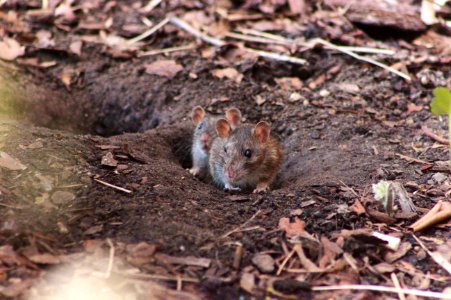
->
(277, 248, 296, 275)
(412, 234, 451, 275)
(310, 38, 411, 81)
(138, 44, 196, 57)
(233, 242, 243, 269)
(94, 178, 132, 194)
(391, 273, 406, 300)
(169, 17, 225, 47)
(176, 274, 182, 291)
(117, 271, 199, 283)
(337, 46, 395, 55)
(169, 17, 307, 65)
(396, 153, 431, 165)
(244, 47, 307, 65)
(221, 210, 262, 239)
(127, 17, 169, 45)
(421, 125, 449, 145)
(105, 238, 115, 279)
(234, 29, 395, 55)
(311, 285, 451, 299)
(141, 0, 162, 13)
(226, 32, 291, 46)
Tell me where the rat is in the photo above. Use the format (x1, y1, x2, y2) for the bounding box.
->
(190, 106, 241, 177)
(209, 118, 283, 193)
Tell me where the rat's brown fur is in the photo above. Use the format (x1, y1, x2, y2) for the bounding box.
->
(209, 120, 283, 193)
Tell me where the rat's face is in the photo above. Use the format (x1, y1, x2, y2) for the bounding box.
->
(222, 128, 265, 184)
(216, 120, 270, 185)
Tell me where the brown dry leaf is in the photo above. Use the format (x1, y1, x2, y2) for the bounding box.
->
(126, 242, 157, 266)
(255, 95, 266, 105)
(319, 236, 343, 268)
(279, 217, 305, 237)
(384, 242, 412, 263)
(83, 225, 103, 235)
(0, 37, 25, 61)
(372, 262, 396, 274)
(407, 103, 423, 114)
(275, 77, 303, 90)
(155, 253, 211, 268)
(252, 253, 275, 273)
(101, 152, 118, 167)
(36, 30, 54, 48)
(349, 199, 366, 215)
(69, 40, 82, 56)
(211, 68, 243, 84)
(27, 253, 61, 265)
(293, 244, 321, 272)
(0, 279, 35, 298)
(288, 0, 305, 14)
(145, 60, 184, 79)
(0, 151, 26, 170)
(60, 72, 72, 88)
(240, 273, 256, 294)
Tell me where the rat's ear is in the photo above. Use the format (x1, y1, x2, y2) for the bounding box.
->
(192, 106, 205, 125)
(254, 121, 270, 144)
(216, 119, 231, 139)
(225, 108, 242, 128)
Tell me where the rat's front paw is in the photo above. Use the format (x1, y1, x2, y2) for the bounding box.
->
(253, 184, 269, 194)
(189, 167, 201, 177)
(224, 184, 241, 192)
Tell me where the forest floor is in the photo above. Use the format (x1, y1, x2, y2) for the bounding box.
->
(0, 0, 450, 299)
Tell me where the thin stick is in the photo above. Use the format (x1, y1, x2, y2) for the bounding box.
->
(236, 28, 292, 42)
(311, 285, 451, 299)
(226, 32, 291, 46)
(105, 238, 115, 279)
(142, 0, 162, 13)
(169, 17, 306, 65)
(169, 17, 225, 47)
(244, 47, 307, 65)
(421, 125, 450, 145)
(311, 38, 411, 81)
(337, 46, 395, 55)
(176, 274, 182, 291)
(127, 17, 169, 45)
(276, 248, 296, 275)
(391, 273, 406, 300)
(94, 178, 132, 194)
(117, 271, 199, 283)
(221, 210, 261, 239)
(138, 44, 196, 57)
(395, 153, 431, 165)
(234, 29, 395, 55)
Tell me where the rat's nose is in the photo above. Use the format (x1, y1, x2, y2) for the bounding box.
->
(227, 168, 235, 180)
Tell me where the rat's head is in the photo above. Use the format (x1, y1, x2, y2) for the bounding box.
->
(192, 106, 242, 153)
(216, 119, 271, 185)
(192, 106, 216, 152)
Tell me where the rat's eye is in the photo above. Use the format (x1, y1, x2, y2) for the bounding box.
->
(244, 149, 252, 158)
(224, 146, 227, 153)
(198, 122, 204, 130)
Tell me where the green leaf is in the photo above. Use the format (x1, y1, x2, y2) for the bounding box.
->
(431, 87, 451, 115)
